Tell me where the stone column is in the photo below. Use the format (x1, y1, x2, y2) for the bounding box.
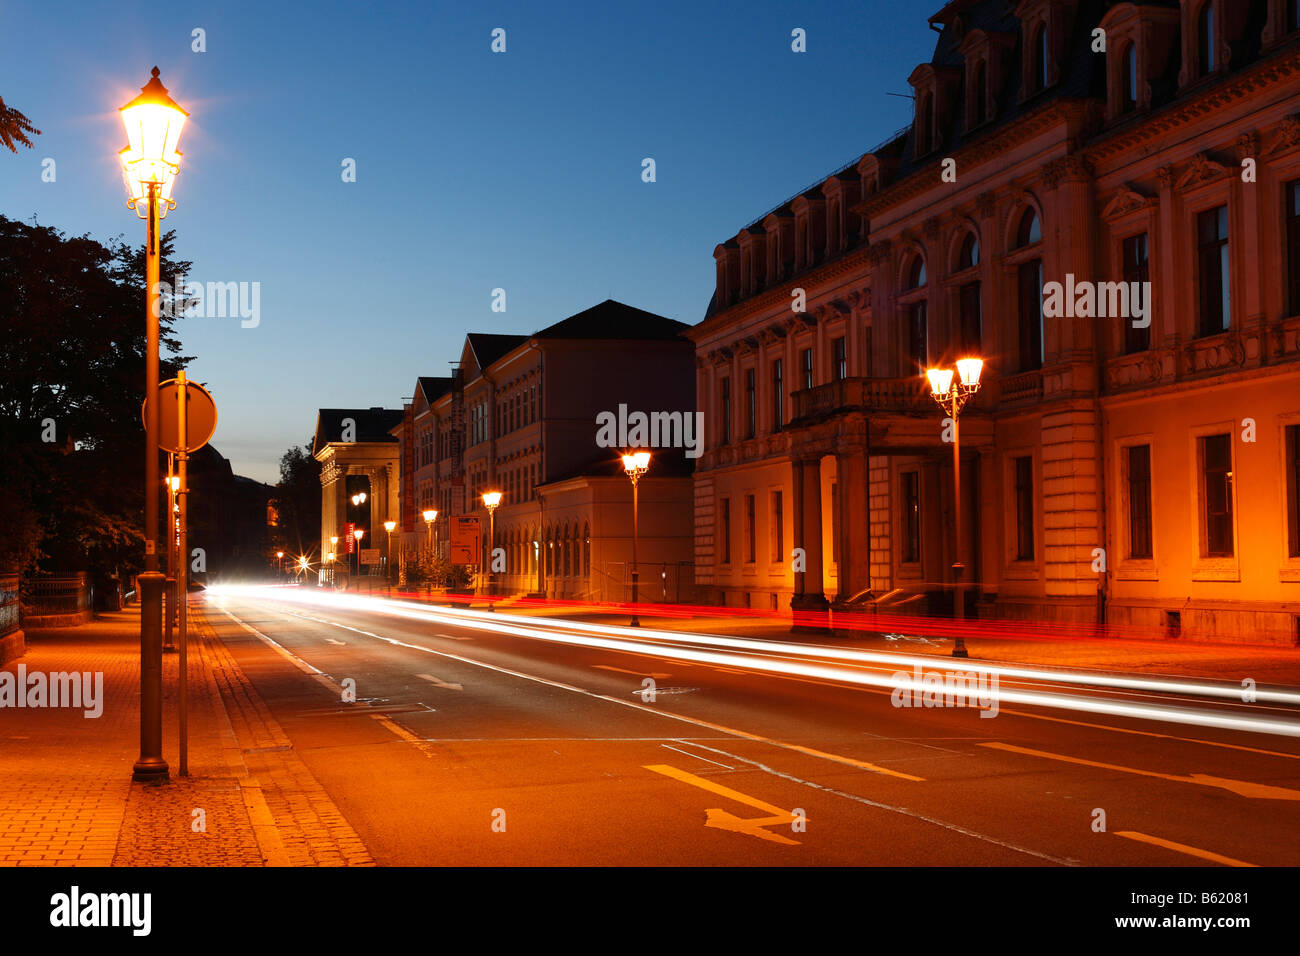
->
(791, 456, 829, 628)
(833, 443, 870, 603)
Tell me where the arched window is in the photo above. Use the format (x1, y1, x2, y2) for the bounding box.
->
(583, 523, 591, 577)
(1198, 1, 1216, 76)
(971, 61, 987, 126)
(906, 254, 927, 289)
(1121, 42, 1138, 112)
(1016, 207, 1042, 247)
(958, 232, 980, 270)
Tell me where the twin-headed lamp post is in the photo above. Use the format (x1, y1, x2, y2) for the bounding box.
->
(925, 357, 983, 658)
(120, 66, 187, 783)
(622, 451, 650, 627)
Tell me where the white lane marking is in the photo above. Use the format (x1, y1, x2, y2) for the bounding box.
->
(221, 609, 346, 696)
(326, 638, 347, 645)
(228, 604, 1079, 863)
(434, 633, 474, 641)
(661, 743, 733, 770)
(680, 740, 1077, 866)
(593, 664, 672, 678)
(416, 673, 464, 691)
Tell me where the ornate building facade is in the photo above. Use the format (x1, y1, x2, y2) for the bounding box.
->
(689, 0, 1300, 642)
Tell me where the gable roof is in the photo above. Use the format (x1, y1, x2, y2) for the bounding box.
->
(466, 333, 528, 372)
(535, 299, 688, 341)
(312, 407, 404, 457)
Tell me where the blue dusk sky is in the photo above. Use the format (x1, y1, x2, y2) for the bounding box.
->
(1, 0, 936, 483)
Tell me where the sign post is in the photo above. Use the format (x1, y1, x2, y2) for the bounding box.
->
(142, 375, 216, 778)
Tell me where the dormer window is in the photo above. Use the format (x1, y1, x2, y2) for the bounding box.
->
(916, 92, 933, 155)
(1121, 42, 1138, 113)
(1031, 23, 1048, 92)
(971, 61, 988, 125)
(1198, 1, 1216, 76)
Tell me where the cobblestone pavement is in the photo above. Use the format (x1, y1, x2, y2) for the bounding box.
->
(0, 605, 373, 867)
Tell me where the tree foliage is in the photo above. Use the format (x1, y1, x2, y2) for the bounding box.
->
(0, 214, 192, 576)
(272, 442, 322, 558)
(0, 95, 40, 153)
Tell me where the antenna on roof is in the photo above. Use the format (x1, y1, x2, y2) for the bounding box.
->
(886, 91, 915, 100)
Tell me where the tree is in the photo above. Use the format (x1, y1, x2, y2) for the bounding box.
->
(0, 96, 40, 152)
(0, 214, 193, 578)
(272, 442, 321, 558)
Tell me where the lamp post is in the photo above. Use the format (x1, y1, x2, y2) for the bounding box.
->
(298, 555, 309, 583)
(621, 451, 651, 627)
(353, 528, 365, 580)
(275, 550, 284, 581)
(422, 509, 437, 561)
(481, 492, 501, 607)
(383, 520, 396, 587)
(925, 357, 983, 658)
(120, 66, 186, 783)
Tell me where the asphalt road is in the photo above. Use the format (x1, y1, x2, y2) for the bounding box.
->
(202, 588, 1300, 867)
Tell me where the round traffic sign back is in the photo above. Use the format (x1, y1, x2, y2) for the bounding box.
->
(142, 378, 218, 453)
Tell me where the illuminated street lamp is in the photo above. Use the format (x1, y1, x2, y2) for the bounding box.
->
(481, 492, 502, 606)
(353, 527, 365, 578)
(383, 520, 396, 584)
(298, 555, 309, 582)
(622, 451, 651, 627)
(121, 66, 187, 783)
(275, 550, 284, 581)
(422, 509, 437, 559)
(925, 357, 983, 658)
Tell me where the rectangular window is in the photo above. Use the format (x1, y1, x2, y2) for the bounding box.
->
(901, 471, 920, 563)
(720, 377, 731, 445)
(959, 282, 981, 353)
(1017, 259, 1043, 371)
(745, 368, 756, 439)
(801, 347, 814, 390)
(832, 337, 847, 381)
(1288, 181, 1300, 316)
(1200, 433, 1234, 557)
(831, 483, 840, 563)
(905, 302, 928, 372)
(745, 494, 756, 564)
(1290, 426, 1300, 558)
(1126, 444, 1153, 559)
(1197, 205, 1230, 336)
(771, 359, 784, 431)
(1014, 456, 1035, 560)
(1122, 233, 1150, 354)
(771, 491, 784, 562)
(719, 498, 731, 564)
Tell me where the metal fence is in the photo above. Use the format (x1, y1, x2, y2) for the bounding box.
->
(22, 573, 91, 619)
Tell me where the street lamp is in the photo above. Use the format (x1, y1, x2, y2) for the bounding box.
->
(121, 66, 187, 783)
(423, 509, 437, 560)
(353, 527, 365, 579)
(481, 492, 501, 607)
(275, 550, 284, 581)
(926, 357, 983, 658)
(298, 555, 309, 582)
(383, 520, 396, 585)
(621, 451, 651, 627)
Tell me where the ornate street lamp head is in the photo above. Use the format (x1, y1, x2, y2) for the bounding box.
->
(119, 67, 187, 217)
(354, 529, 365, 542)
(422, 509, 437, 524)
(926, 367, 954, 399)
(622, 450, 651, 478)
(956, 357, 984, 389)
(383, 520, 396, 533)
(482, 491, 502, 511)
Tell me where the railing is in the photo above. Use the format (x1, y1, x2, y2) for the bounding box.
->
(21, 573, 91, 622)
(790, 377, 931, 420)
(998, 369, 1044, 405)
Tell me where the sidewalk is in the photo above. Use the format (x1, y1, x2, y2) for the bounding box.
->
(0, 605, 373, 866)
(479, 600, 1300, 687)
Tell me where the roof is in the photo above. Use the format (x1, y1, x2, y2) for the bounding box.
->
(416, 376, 454, 403)
(312, 407, 404, 456)
(534, 299, 688, 341)
(466, 333, 528, 371)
